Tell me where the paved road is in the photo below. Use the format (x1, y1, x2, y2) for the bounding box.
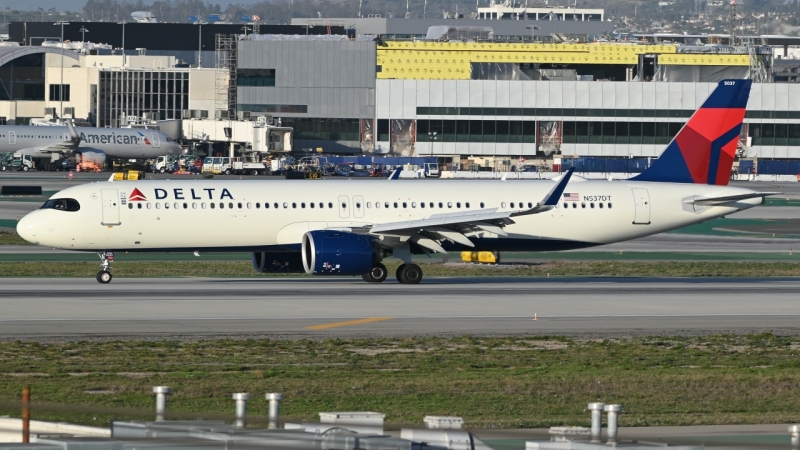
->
(0, 277, 797, 339)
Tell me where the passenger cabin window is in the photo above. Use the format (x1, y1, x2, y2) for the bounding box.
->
(41, 198, 80, 212)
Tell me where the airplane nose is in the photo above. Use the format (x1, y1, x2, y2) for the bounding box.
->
(16, 212, 40, 245)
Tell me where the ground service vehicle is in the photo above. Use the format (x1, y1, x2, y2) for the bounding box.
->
(10, 153, 35, 171)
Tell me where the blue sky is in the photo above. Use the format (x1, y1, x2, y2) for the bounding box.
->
(0, 0, 264, 12)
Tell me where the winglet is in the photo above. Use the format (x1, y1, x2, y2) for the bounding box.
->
(388, 169, 402, 180)
(511, 169, 574, 217)
(66, 120, 80, 142)
(542, 168, 575, 206)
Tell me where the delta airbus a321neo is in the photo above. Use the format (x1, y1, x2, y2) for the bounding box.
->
(17, 79, 774, 284)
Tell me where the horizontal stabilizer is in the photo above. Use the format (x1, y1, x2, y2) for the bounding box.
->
(686, 192, 779, 206)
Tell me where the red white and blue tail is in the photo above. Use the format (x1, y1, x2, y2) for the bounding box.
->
(632, 79, 751, 186)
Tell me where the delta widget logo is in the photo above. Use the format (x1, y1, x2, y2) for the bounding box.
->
(129, 188, 147, 202)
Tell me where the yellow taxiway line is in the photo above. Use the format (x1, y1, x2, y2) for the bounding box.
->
(305, 317, 393, 330)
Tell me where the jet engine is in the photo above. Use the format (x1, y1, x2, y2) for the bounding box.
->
(301, 230, 379, 275)
(251, 251, 305, 273)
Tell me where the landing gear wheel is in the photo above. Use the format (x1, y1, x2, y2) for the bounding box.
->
(96, 251, 114, 283)
(395, 264, 406, 282)
(96, 270, 112, 283)
(398, 264, 423, 284)
(361, 263, 388, 283)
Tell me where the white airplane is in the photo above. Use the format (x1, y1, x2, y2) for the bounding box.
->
(0, 122, 181, 171)
(16, 79, 774, 284)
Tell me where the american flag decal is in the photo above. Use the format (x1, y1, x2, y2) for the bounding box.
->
(563, 193, 579, 201)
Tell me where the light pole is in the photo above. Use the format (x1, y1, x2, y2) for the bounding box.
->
(117, 20, 126, 65)
(79, 26, 89, 44)
(526, 25, 540, 42)
(54, 20, 69, 121)
(194, 22, 205, 67)
(428, 131, 438, 156)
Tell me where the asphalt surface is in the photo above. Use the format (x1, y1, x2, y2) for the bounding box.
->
(0, 277, 798, 340)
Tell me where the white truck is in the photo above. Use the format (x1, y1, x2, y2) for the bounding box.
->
(7, 153, 35, 172)
(202, 156, 267, 175)
(152, 155, 178, 174)
(424, 162, 440, 178)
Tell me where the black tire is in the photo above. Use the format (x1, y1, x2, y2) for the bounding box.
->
(224, 169, 231, 175)
(159, 167, 166, 174)
(251, 170, 259, 176)
(96, 270, 113, 284)
(399, 264, 423, 284)
(362, 263, 388, 283)
(22, 166, 29, 172)
(395, 264, 406, 282)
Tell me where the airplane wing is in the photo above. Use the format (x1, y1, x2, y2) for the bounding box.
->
(29, 121, 81, 155)
(365, 169, 574, 253)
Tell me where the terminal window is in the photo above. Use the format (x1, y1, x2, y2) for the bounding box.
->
(237, 69, 276, 86)
(0, 53, 45, 101)
(49, 84, 70, 101)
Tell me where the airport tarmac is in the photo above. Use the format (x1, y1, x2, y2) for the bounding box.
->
(0, 277, 798, 340)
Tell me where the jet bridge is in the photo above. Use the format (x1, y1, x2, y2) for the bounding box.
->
(181, 115, 293, 157)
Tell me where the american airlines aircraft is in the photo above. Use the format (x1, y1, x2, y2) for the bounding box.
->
(0, 122, 181, 171)
(16, 79, 774, 284)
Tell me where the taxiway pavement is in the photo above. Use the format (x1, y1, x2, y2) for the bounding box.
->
(0, 277, 797, 339)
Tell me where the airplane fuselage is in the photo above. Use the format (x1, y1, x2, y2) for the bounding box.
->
(0, 125, 181, 160)
(16, 178, 763, 253)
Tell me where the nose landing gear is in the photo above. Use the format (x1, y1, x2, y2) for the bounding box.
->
(96, 251, 114, 283)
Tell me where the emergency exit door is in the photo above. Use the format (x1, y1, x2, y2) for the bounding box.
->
(632, 188, 651, 225)
(353, 195, 365, 218)
(101, 189, 121, 225)
(338, 195, 350, 218)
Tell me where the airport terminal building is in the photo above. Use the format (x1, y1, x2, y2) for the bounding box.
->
(3, 14, 800, 167)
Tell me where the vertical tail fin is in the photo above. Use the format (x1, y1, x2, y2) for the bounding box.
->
(632, 79, 751, 186)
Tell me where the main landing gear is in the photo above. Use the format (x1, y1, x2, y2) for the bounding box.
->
(362, 263, 388, 283)
(395, 263, 423, 285)
(361, 262, 423, 284)
(96, 251, 114, 284)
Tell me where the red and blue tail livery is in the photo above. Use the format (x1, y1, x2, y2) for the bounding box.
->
(633, 79, 752, 186)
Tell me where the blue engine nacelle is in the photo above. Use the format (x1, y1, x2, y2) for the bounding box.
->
(301, 230, 377, 275)
(252, 251, 305, 273)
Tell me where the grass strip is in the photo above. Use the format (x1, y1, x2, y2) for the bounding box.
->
(1, 260, 800, 277)
(1, 335, 799, 428)
(0, 231, 29, 245)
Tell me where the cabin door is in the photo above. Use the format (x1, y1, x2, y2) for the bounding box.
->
(8, 131, 15, 144)
(632, 188, 651, 225)
(151, 132, 161, 148)
(101, 189, 121, 226)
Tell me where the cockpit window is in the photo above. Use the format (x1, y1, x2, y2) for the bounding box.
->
(41, 198, 80, 212)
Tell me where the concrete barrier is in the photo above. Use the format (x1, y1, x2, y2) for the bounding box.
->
(0, 417, 110, 442)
